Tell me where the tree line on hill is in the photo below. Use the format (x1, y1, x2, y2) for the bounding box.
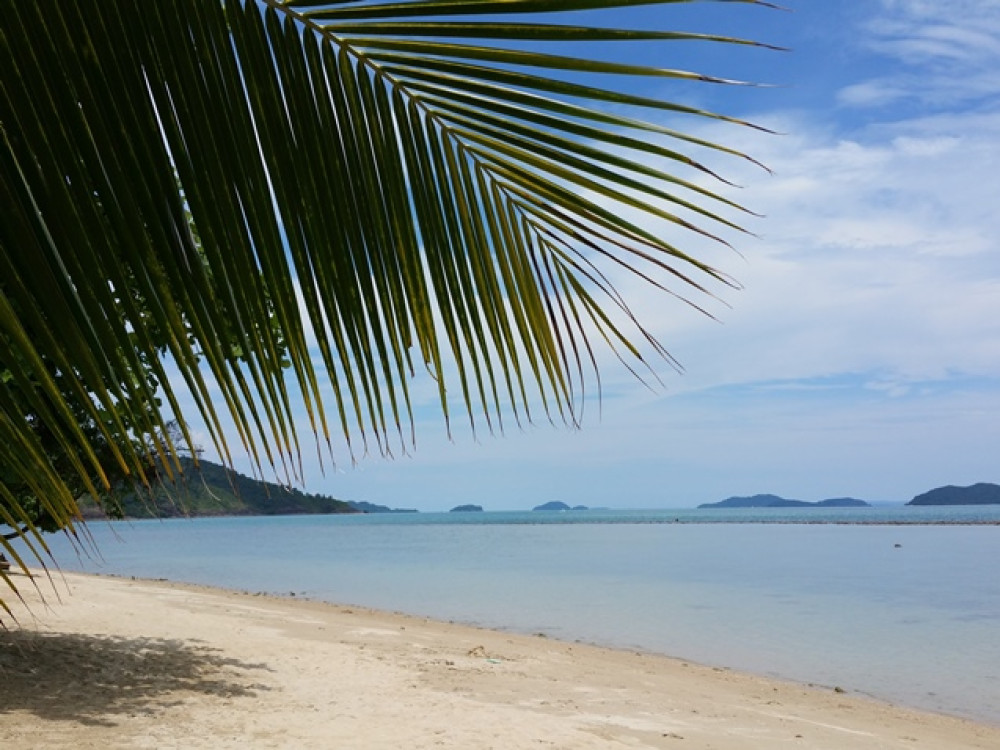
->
(699, 484, 1000, 508)
(49, 469, 1000, 524)
(76, 458, 413, 519)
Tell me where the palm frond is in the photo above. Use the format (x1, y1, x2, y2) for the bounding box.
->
(0, 0, 772, 592)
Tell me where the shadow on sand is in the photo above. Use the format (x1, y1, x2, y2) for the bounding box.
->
(0, 629, 272, 726)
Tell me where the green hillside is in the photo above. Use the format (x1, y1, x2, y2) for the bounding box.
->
(907, 483, 1000, 506)
(699, 494, 870, 509)
(79, 457, 357, 519)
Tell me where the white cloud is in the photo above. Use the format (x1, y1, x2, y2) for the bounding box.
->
(841, 1, 1000, 108)
(576, 93, 1000, 404)
(161, 2, 1000, 507)
(306, 3, 1000, 507)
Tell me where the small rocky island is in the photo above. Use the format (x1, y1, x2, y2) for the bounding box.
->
(699, 494, 871, 509)
(450, 504, 484, 512)
(907, 483, 1000, 505)
(532, 501, 588, 511)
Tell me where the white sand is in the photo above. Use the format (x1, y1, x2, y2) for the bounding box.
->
(1, 571, 997, 749)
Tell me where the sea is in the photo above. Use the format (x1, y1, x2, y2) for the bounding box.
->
(35, 505, 1000, 725)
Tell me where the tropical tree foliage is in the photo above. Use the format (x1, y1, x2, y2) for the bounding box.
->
(0, 0, 771, 603)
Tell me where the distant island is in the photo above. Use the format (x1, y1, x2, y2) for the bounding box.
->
(450, 504, 483, 512)
(907, 483, 1000, 506)
(533, 501, 588, 511)
(699, 494, 870, 509)
(348, 501, 418, 514)
(78, 457, 416, 519)
(700, 484, 1000, 508)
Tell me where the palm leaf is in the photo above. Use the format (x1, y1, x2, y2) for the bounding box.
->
(0, 0, 772, 595)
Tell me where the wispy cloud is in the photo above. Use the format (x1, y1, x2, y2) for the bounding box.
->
(840, 0, 1000, 107)
(170, 3, 1000, 507)
(593, 101, 997, 400)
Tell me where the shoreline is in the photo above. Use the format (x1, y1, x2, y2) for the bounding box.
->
(2, 571, 998, 749)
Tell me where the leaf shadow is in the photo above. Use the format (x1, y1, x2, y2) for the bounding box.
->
(0, 630, 272, 727)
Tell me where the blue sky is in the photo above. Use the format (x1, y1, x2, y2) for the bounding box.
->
(202, 1, 1000, 510)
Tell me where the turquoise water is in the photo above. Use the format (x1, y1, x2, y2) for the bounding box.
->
(36, 507, 1000, 725)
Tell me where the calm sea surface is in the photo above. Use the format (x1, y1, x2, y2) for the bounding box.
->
(36, 506, 1000, 725)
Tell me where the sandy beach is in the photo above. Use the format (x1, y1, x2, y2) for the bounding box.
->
(1, 571, 997, 749)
